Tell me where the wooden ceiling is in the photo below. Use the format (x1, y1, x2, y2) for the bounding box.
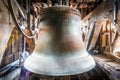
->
(18, 0, 104, 19)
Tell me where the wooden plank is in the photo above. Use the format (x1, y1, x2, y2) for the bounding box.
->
(0, 0, 15, 64)
(87, 19, 106, 51)
(93, 55, 120, 79)
(81, 0, 116, 26)
(59, 76, 70, 80)
(82, 11, 94, 22)
(0, 25, 14, 64)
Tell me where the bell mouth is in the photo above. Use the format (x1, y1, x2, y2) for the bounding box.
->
(24, 52, 95, 76)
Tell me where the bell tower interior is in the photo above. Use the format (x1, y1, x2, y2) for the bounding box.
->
(0, 0, 120, 80)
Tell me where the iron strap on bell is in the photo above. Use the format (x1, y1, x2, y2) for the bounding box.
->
(24, 6, 95, 76)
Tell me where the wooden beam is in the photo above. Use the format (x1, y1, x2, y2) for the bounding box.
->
(0, 0, 15, 64)
(82, 11, 94, 22)
(81, 0, 116, 23)
(93, 55, 120, 80)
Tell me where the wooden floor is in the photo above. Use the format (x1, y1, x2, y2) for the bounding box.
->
(19, 66, 111, 80)
(93, 55, 120, 80)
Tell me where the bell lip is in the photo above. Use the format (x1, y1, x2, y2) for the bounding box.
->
(24, 54, 96, 76)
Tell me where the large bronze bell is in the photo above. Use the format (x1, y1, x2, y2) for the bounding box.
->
(24, 6, 95, 76)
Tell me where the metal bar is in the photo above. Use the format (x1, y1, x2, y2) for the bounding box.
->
(114, 2, 117, 24)
(8, 0, 37, 38)
(14, 0, 26, 20)
(26, 0, 31, 29)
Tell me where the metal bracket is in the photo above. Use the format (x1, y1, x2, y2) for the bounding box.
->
(114, 1, 117, 25)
